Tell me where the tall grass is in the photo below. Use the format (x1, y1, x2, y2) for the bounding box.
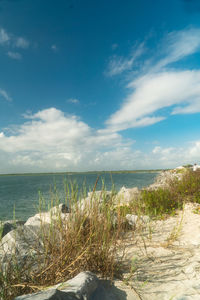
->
(0, 180, 124, 300)
(0, 222, 3, 241)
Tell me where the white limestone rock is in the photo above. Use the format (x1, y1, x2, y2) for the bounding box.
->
(14, 271, 99, 300)
(115, 186, 140, 205)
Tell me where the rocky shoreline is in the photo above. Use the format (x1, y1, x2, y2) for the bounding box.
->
(1, 169, 199, 300)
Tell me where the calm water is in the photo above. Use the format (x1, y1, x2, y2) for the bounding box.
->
(0, 172, 158, 221)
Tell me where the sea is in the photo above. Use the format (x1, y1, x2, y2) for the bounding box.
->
(0, 172, 159, 221)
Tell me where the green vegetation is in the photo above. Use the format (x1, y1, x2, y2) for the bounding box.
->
(137, 169, 200, 218)
(141, 188, 181, 217)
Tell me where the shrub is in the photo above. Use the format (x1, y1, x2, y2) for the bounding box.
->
(141, 188, 181, 217)
(169, 169, 200, 203)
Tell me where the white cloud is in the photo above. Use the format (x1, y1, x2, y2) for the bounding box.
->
(15, 37, 29, 49)
(155, 28, 200, 70)
(106, 42, 145, 76)
(0, 28, 10, 45)
(67, 98, 80, 104)
(0, 108, 132, 172)
(151, 143, 200, 168)
(107, 70, 200, 131)
(1, 107, 200, 173)
(106, 28, 200, 132)
(0, 27, 29, 58)
(7, 51, 22, 60)
(0, 88, 12, 102)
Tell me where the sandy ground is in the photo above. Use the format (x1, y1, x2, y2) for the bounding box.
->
(112, 203, 200, 300)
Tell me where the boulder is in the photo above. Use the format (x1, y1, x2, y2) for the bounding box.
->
(146, 170, 184, 190)
(14, 271, 99, 300)
(115, 186, 140, 206)
(125, 214, 150, 228)
(25, 203, 70, 228)
(1, 220, 25, 238)
(125, 214, 138, 227)
(0, 224, 45, 270)
(79, 191, 113, 211)
(0, 203, 70, 271)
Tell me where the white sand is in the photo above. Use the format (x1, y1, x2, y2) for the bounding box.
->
(114, 203, 200, 300)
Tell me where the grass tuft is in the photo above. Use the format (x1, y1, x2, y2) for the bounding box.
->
(0, 181, 125, 300)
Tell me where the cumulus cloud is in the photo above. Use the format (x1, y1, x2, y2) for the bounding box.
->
(0, 107, 132, 172)
(106, 27, 200, 132)
(151, 143, 200, 168)
(1, 107, 200, 173)
(0, 88, 12, 101)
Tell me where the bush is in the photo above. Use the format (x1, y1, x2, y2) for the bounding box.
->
(169, 169, 200, 203)
(141, 188, 181, 217)
(140, 169, 200, 218)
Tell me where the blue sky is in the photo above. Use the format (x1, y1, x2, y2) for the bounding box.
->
(0, 0, 200, 173)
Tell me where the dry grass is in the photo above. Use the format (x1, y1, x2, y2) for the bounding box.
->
(0, 180, 126, 300)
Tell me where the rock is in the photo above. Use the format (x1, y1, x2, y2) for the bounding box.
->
(0, 224, 45, 270)
(1, 220, 25, 238)
(14, 271, 99, 300)
(0, 204, 69, 271)
(14, 289, 77, 300)
(126, 214, 138, 227)
(126, 214, 150, 228)
(25, 203, 70, 228)
(146, 170, 184, 191)
(115, 186, 140, 206)
(79, 191, 112, 211)
(50, 203, 71, 214)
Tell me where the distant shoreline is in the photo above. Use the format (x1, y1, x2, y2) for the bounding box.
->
(0, 169, 164, 177)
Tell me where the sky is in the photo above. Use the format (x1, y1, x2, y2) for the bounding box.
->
(0, 0, 200, 173)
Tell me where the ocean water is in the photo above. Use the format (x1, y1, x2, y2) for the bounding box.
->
(0, 172, 158, 221)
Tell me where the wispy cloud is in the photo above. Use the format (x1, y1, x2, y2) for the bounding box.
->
(7, 51, 22, 60)
(154, 28, 200, 70)
(111, 43, 118, 50)
(15, 37, 29, 49)
(105, 42, 145, 77)
(67, 98, 80, 104)
(0, 88, 12, 101)
(0, 28, 10, 45)
(51, 44, 58, 52)
(106, 27, 200, 132)
(0, 27, 29, 59)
